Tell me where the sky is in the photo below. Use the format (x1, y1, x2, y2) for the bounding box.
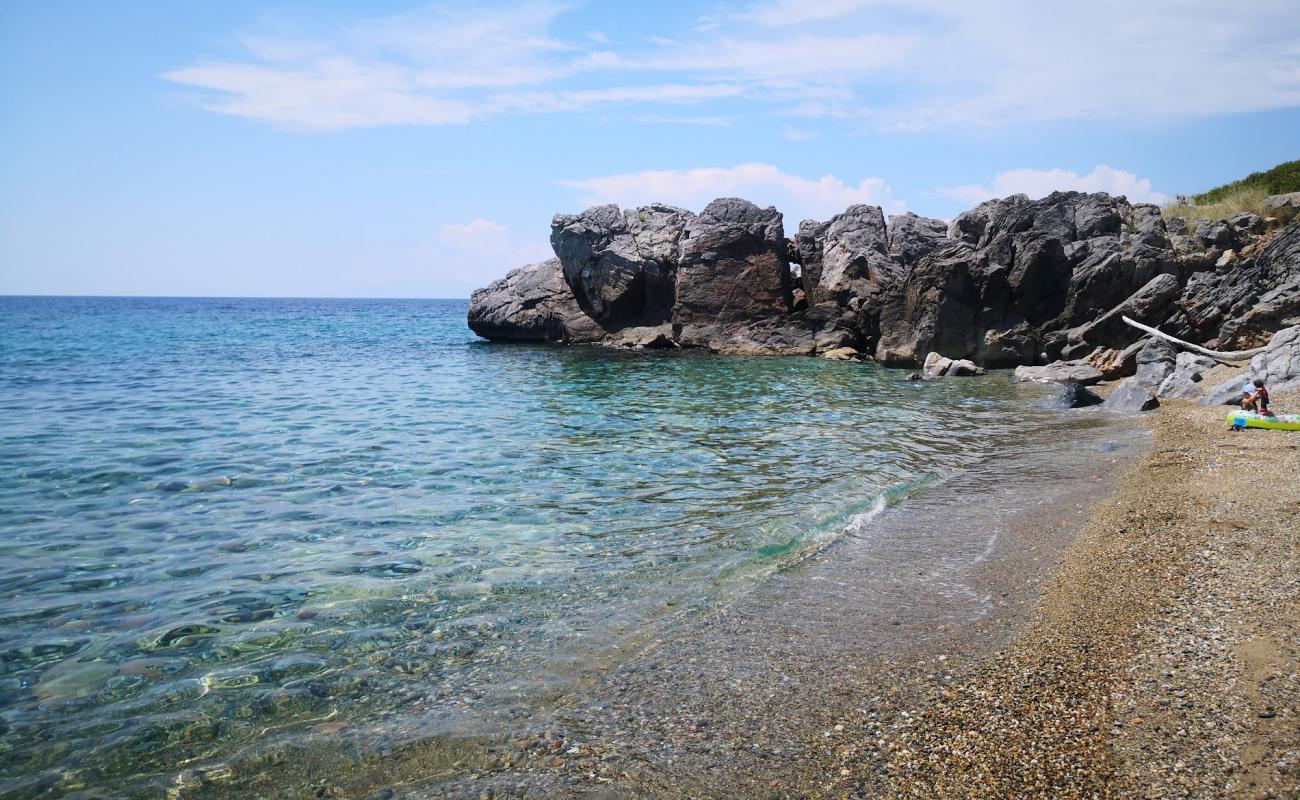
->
(1, 1, 1298, 298)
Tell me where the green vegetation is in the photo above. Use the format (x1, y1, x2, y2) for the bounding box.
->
(1163, 159, 1299, 223)
(1163, 187, 1271, 225)
(1195, 159, 1300, 204)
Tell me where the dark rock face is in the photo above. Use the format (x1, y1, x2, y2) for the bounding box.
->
(468, 192, 1299, 366)
(792, 205, 900, 310)
(549, 203, 691, 328)
(674, 199, 793, 347)
(467, 259, 604, 343)
(887, 212, 948, 268)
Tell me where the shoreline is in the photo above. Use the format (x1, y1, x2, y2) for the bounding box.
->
(157, 387, 1297, 800)
(882, 391, 1300, 799)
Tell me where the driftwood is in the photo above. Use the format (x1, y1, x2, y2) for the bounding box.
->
(1121, 316, 1269, 361)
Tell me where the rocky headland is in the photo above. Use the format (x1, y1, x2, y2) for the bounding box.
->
(469, 192, 1300, 385)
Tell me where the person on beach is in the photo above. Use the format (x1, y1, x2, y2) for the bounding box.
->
(1242, 378, 1272, 415)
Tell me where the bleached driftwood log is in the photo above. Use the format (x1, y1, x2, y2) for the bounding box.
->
(1121, 316, 1269, 361)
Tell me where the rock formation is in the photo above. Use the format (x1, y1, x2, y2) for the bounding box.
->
(468, 191, 1300, 371)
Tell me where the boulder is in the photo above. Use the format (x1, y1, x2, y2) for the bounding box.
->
(1085, 337, 1148, 379)
(923, 352, 986, 377)
(799, 205, 900, 307)
(887, 212, 948, 267)
(1229, 212, 1266, 235)
(947, 195, 1029, 246)
(1013, 361, 1105, 386)
(820, 346, 863, 361)
(1200, 325, 1300, 404)
(1156, 351, 1219, 400)
(674, 198, 793, 345)
(1262, 192, 1300, 225)
(549, 203, 690, 328)
(1195, 219, 1236, 250)
(605, 325, 676, 349)
(1248, 324, 1300, 389)
(1132, 336, 1178, 387)
(467, 259, 604, 343)
(1056, 382, 1105, 408)
(1102, 377, 1160, 412)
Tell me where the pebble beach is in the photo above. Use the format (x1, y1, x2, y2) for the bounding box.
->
(882, 389, 1300, 799)
(424, 389, 1298, 800)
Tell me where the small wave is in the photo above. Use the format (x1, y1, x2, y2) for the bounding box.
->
(739, 472, 941, 581)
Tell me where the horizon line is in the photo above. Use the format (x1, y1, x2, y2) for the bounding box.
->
(0, 293, 473, 302)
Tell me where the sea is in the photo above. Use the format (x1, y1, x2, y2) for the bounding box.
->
(0, 296, 1140, 797)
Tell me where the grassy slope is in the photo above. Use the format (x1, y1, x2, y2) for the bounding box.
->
(1163, 159, 1300, 221)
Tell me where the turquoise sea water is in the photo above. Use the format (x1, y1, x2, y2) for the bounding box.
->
(1, 297, 1115, 797)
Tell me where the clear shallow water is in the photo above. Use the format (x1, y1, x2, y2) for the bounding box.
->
(1, 296, 1111, 797)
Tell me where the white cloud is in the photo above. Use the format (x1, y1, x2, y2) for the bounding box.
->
(438, 219, 552, 262)
(559, 163, 904, 225)
(938, 165, 1169, 206)
(165, 0, 1300, 131)
(622, 114, 733, 126)
(781, 125, 817, 141)
(740, 0, 877, 27)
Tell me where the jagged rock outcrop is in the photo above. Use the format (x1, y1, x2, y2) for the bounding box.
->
(673, 199, 793, 348)
(549, 203, 691, 328)
(1202, 324, 1300, 404)
(467, 259, 604, 343)
(468, 191, 1300, 367)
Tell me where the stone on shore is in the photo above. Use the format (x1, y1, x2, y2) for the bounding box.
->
(1156, 351, 1219, 399)
(1013, 362, 1105, 386)
(923, 352, 986, 377)
(1201, 324, 1300, 404)
(1132, 337, 1178, 387)
(1102, 377, 1160, 412)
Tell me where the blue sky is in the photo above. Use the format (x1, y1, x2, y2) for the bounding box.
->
(2, 1, 1298, 298)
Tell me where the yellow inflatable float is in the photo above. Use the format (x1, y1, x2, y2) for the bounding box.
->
(1228, 411, 1300, 431)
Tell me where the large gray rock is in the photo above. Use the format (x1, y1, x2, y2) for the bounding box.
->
(549, 203, 690, 328)
(1132, 336, 1178, 387)
(1262, 192, 1300, 225)
(1156, 351, 1219, 399)
(922, 352, 985, 377)
(1013, 361, 1105, 386)
(1201, 324, 1300, 404)
(1170, 223, 1300, 348)
(797, 205, 900, 307)
(467, 259, 604, 343)
(674, 198, 793, 346)
(1102, 377, 1160, 412)
(887, 212, 948, 267)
